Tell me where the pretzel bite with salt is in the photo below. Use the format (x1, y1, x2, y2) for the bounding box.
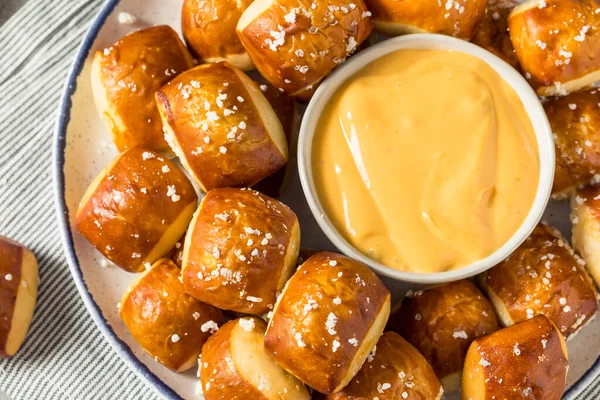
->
(252, 82, 297, 197)
(545, 89, 600, 198)
(182, 188, 300, 315)
(471, 0, 520, 68)
(315, 332, 443, 400)
(265, 252, 391, 394)
(76, 148, 198, 273)
(386, 280, 498, 393)
(463, 315, 568, 400)
(91, 25, 193, 153)
(366, 0, 486, 39)
(0, 236, 38, 358)
(236, 0, 373, 95)
(508, 0, 600, 96)
(120, 259, 224, 372)
(572, 185, 600, 288)
(156, 62, 287, 192)
(479, 223, 598, 340)
(199, 317, 310, 399)
(182, 0, 254, 71)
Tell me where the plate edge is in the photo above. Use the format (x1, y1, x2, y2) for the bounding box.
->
(51, 0, 182, 399)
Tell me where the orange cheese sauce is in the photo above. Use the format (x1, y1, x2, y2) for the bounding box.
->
(312, 49, 540, 273)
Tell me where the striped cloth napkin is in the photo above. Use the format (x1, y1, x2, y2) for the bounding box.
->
(0, 0, 158, 398)
(0, 0, 597, 399)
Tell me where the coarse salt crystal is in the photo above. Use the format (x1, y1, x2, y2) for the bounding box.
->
(239, 318, 255, 331)
(201, 320, 219, 333)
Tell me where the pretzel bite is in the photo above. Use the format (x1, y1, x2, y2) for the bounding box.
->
(265, 252, 391, 394)
(76, 148, 198, 273)
(252, 83, 297, 197)
(386, 280, 498, 393)
(236, 0, 373, 95)
(571, 185, 600, 287)
(120, 259, 223, 371)
(479, 223, 598, 340)
(315, 332, 443, 400)
(91, 25, 194, 152)
(199, 317, 310, 399)
(508, 0, 600, 96)
(471, 0, 520, 68)
(366, 0, 486, 39)
(156, 62, 287, 192)
(169, 232, 186, 268)
(463, 315, 568, 400)
(0, 236, 38, 358)
(182, 188, 300, 315)
(545, 89, 600, 198)
(182, 0, 254, 71)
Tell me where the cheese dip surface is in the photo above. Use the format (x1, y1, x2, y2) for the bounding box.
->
(312, 49, 540, 273)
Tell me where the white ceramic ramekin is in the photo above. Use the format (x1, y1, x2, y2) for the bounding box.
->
(298, 34, 555, 284)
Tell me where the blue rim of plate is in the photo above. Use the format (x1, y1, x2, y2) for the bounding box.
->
(52, 0, 180, 399)
(52, 0, 599, 398)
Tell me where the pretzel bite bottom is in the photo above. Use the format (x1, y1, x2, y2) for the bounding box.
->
(145, 203, 196, 265)
(341, 297, 391, 390)
(232, 67, 287, 160)
(204, 53, 254, 72)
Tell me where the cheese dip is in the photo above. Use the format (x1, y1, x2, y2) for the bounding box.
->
(312, 49, 540, 273)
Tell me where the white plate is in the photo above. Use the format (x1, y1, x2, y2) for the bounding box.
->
(53, 0, 600, 398)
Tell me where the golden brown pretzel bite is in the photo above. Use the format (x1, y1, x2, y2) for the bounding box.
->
(120, 259, 224, 372)
(0, 236, 38, 358)
(462, 315, 568, 400)
(508, 0, 600, 96)
(91, 25, 194, 153)
(479, 223, 598, 340)
(182, 188, 300, 315)
(387, 280, 499, 393)
(315, 332, 443, 400)
(156, 62, 287, 192)
(182, 0, 254, 71)
(545, 89, 600, 198)
(199, 317, 310, 399)
(236, 0, 373, 95)
(252, 82, 297, 197)
(265, 251, 391, 395)
(572, 185, 600, 287)
(366, 0, 487, 39)
(471, 0, 520, 68)
(76, 147, 198, 273)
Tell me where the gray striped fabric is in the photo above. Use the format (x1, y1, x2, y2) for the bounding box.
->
(0, 0, 598, 399)
(0, 0, 158, 399)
